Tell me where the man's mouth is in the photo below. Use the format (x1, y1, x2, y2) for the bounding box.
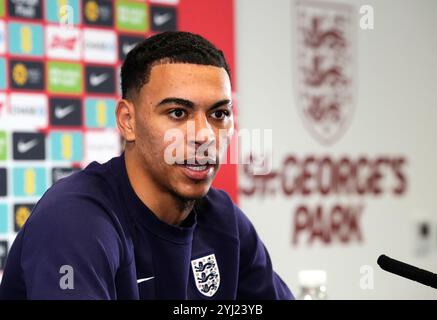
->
(184, 164, 209, 171)
(177, 159, 216, 180)
(182, 157, 217, 165)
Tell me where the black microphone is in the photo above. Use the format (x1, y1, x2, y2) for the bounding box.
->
(377, 254, 437, 289)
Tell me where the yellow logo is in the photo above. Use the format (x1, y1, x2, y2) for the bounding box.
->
(61, 134, 73, 160)
(15, 206, 31, 229)
(96, 100, 107, 127)
(24, 168, 36, 196)
(12, 63, 28, 86)
(85, 1, 99, 22)
(20, 25, 32, 53)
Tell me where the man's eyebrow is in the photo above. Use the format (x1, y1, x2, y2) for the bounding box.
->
(156, 97, 195, 109)
(209, 99, 233, 110)
(156, 98, 233, 110)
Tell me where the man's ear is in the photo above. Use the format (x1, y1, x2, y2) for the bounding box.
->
(116, 99, 136, 142)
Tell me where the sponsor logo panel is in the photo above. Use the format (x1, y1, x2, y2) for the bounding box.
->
(85, 65, 115, 94)
(83, 0, 114, 27)
(85, 97, 116, 128)
(10, 60, 45, 91)
(12, 167, 46, 197)
(0, 168, 6, 196)
(48, 61, 83, 94)
(0, 203, 7, 234)
(45, 0, 80, 25)
(116, 1, 148, 33)
(46, 25, 82, 61)
(12, 131, 46, 160)
(0, 131, 7, 160)
(8, 0, 42, 20)
(118, 34, 143, 61)
(0, 58, 7, 89)
(0, 240, 8, 270)
(49, 97, 82, 127)
(0, 21, 6, 54)
(8, 22, 44, 57)
(0, 93, 48, 130)
(83, 28, 117, 64)
(150, 5, 177, 32)
(50, 131, 83, 162)
(84, 130, 120, 164)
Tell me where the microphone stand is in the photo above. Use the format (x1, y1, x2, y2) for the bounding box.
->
(377, 254, 437, 289)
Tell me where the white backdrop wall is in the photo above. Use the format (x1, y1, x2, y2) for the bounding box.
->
(236, 0, 437, 299)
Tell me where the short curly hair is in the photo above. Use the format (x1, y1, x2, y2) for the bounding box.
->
(120, 31, 231, 100)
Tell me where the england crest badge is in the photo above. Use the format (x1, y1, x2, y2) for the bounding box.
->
(191, 253, 220, 297)
(295, 1, 356, 146)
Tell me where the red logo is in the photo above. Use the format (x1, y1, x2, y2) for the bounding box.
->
(295, 1, 356, 146)
(50, 36, 78, 50)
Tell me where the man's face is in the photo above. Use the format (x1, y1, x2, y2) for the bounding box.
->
(132, 63, 233, 200)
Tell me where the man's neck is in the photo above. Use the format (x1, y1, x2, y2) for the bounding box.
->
(124, 148, 194, 226)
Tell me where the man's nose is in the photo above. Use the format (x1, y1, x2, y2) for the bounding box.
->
(190, 113, 215, 147)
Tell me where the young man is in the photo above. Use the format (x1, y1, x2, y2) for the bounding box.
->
(0, 32, 293, 300)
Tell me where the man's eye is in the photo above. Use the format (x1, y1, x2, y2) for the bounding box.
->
(169, 109, 186, 119)
(211, 110, 230, 120)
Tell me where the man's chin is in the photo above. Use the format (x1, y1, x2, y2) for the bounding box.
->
(174, 183, 211, 201)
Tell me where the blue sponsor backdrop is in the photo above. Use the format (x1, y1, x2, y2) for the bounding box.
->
(0, 0, 180, 271)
